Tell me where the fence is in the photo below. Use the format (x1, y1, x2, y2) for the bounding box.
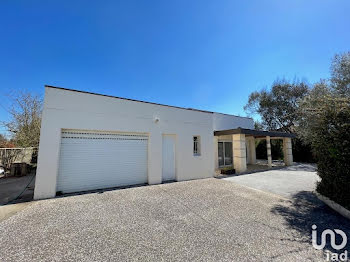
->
(0, 147, 38, 170)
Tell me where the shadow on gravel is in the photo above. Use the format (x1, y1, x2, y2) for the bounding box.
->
(282, 164, 317, 172)
(271, 191, 350, 255)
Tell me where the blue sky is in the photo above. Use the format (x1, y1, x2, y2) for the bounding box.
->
(0, 0, 349, 134)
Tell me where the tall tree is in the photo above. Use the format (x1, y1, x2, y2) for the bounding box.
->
(330, 51, 350, 96)
(298, 83, 350, 208)
(2, 91, 42, 147)
(297, 51, 350, 208)
(299, 51, 350, 141)
(244, 79, 309, 132)
(244, 79, 314, 162)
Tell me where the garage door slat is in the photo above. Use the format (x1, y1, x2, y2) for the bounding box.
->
(56, 130, 148, 193)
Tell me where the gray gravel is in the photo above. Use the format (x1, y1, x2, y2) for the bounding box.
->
(0, 178, 349, 261)
(223, 163, 320, 199)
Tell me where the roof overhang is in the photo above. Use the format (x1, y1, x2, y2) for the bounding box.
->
(214, 128, 296, 138)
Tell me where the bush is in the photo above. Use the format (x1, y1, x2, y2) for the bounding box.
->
(256, 139, 284, 161)
(292, 138, 315, 163)
(300, 96, 350, 209)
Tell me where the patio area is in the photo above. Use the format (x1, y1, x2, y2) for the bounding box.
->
(223, 163, 319, 198)
(214, 128, 295, 175)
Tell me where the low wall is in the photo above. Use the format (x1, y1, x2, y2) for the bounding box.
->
(316, 192, 350, 220)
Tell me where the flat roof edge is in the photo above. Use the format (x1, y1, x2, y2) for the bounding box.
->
(45, 85, 214, 114)
(44, 85, 253, 119)
(212, 112, 253, 120)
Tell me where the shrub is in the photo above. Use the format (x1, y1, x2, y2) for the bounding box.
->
(299, 95, 350, 209)
(292, 138, 315, 163)
(255, 139, 284, 161)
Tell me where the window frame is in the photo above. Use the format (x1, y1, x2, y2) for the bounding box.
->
(193, 136, 201, 156)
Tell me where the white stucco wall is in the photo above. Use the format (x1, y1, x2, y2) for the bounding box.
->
(34, 87, 216, 199)
(213, 113, 254, 131)
(34, 87, 254, 200)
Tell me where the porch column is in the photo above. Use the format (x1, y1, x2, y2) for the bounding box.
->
(248, 137, 256, 164)
(246, 140, 251, 164)
(233, 134, 247, 173)
(266, 136, 272, 168)
(283, 137, 293, 166)
(214, 136, 219, 170)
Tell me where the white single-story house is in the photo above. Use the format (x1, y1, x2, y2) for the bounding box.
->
(34, 86, 294, 200)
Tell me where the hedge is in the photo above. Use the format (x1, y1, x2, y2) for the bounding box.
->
(303, 97, 350, 209)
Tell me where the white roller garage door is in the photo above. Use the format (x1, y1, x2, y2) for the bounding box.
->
(56, 130, 148, 194)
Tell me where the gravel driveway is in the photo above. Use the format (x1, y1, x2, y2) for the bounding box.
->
(223, 163, 319, 199)
(0, 178, 349, 261)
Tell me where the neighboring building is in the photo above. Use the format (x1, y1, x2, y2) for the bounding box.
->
(34, 86, 293, 200)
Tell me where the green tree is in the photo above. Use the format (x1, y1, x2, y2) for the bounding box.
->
(330, 51, 350, 96)
(299, 93, 350, 208)
(298, 52, 350, 141)
(298, 51, 350, 208)
(244, 79, 313, 162)
(244, 79, 309, 133)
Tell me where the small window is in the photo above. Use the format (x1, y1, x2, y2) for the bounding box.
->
(193, 136, 201, 156)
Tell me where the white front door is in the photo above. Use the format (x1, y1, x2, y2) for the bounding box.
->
(162, 134, 176, 181)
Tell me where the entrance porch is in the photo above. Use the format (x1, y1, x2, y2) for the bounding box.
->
(214, 128, 295, 174)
